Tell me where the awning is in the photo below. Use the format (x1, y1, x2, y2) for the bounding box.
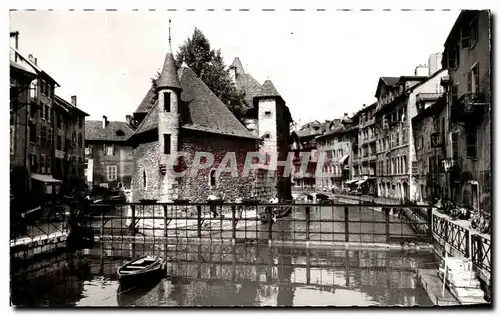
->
(31, 173, 62, 184)
(338, 154, 349, 164)
(356, 178, 368, 185)
(345, 179, 358, 185)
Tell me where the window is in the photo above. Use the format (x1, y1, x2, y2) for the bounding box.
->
(209, 169, 217, 188)
(78, 157, 83, 175)
(470, 17, 478, 45)
(72, 157, 77, 174)
(451, 132, 459, 160)
(57, 135, 62, 150)
(264, 111, 272, 117)
(78, 133, 83, 148)
(72, 131, 77, 148)
(116, 130, 125, 137)
(57, 114, 63, 129)
(403, 156, 407, 174)
(41, 103, 46, 120)
(263, 133, 270, 139)
(466, 128, 477, 158)
(143, 170, 147, 188)
(461, 27, 470, 48)
(105, 144, 114, 156)
(47, 106, 51, 122)
(29, 122, 36, 144)
(163, 92, 171, 112)
(40, 155, 46, 174)
(41, 126, 47, 148)
(47, 157, 52, 174)
(79, 116, 83, 128)
(163, 134, 171, 154)
(107, 165, 117, 181)
(30, 154, 37, 172)
(30, 103, 37, 119)
(471, 63, 479, 94)
(47, 128, 53, 149)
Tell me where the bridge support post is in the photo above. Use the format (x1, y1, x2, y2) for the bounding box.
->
(427, 207, 433, 243)
(129, 205, 136, 237)
(231, 206, 236, 244)
(163, 205, 168, 239)
(344, 206, 349, 242)
(305, 206, 310, 246)
(197, 206, 202, 239)
(384, 207, 390, 242)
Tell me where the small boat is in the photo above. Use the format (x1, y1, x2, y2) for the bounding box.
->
(117, 255, 166, 288)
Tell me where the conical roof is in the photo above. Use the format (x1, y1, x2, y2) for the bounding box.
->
(255, 80, 281, 98)
(156, 44, 181, 91)
(229, 57, 245, 74)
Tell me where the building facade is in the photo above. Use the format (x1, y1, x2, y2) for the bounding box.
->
(441, 10, 491, 213)
(53, 95, 89, 191)
(351, 103, 378, 195)
(84, 116, 135, 191)
(290, 121, 330, 190)
(316, 116, 357, 191)
(10, 33, 62, 209)
(374, 67, 448, 202)
(411, 93, 447, 203)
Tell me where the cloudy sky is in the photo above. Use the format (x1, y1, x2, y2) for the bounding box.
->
(10, 9, 460, 125)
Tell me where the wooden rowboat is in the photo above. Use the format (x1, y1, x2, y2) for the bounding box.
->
(117, 255, 166, 288)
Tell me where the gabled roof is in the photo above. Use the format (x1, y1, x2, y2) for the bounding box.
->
(132, 63, 260, 140)
(86, 120, 135, 142)
(134, 85, 156, 114)
(10, 46, 59, 86)
(54, 95, 90, 116)
(375, 76, 399, 98)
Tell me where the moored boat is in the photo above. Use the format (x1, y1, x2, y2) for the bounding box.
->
(117, 255, 166, 288)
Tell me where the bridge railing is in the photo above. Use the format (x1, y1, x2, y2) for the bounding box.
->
(432, 213, 491, 274)
(10, 203, 70, 246)
(77, 201, 433, 247)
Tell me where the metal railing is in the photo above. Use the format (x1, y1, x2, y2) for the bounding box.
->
(10, 203, 71, 245)
(432, 213, 491, 273)
(77, 201, 433, 247)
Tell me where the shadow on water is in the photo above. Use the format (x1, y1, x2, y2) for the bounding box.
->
(11, 240, 435, 307)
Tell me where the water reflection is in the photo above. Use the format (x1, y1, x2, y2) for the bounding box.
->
(11, 244, 434, 307)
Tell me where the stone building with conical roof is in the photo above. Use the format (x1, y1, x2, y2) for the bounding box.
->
(129, 32, 293, 203)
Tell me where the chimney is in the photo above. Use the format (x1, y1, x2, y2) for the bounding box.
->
(10, 31, 19, 49)
(34, 58, 37, 65)
(71, 95, 77, 107)
(28, 54, 36, 64)
(414, 64, 429, 77)
(125, 115, 131, 125)
(102, 115, 108, 129)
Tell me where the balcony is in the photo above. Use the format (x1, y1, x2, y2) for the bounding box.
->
(451, 93, 487, 124)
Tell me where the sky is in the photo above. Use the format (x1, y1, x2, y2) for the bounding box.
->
(9, 10, 460, 126)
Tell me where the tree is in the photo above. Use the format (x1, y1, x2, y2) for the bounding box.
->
(151, 28, 246, 120)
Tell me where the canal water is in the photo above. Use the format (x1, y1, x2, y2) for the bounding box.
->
(11, 242, 436, 307)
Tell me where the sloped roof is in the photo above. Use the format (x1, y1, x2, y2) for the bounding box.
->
(85, 120, 135, 142)
(133, 101, 159, 135)
(255, 80, 281, 98)
(54, 95, 90, 117)
(132, 64, 259, 140)
(10, 60, 37, 77)
(229, 57, 245, 74)
(156, 45, 181, 90)
(381, 77, 400, 87)
(134, 85, 156, 114)
(235, 73, 263, 108)
(177, 65, 259, 139)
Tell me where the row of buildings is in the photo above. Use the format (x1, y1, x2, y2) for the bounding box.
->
(10, 31, 89, 210)
(291, 10, 491, 212)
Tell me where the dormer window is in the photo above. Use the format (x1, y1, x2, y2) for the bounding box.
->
(116, 130, 125, 137)
(164, 92, 171, 112)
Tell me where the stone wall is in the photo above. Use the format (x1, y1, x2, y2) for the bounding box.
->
(178, 133, 259, 202)
(132, 141, 161, 201)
